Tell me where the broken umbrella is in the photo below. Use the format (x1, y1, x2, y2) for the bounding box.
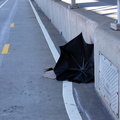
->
(44, 33, 94, 83)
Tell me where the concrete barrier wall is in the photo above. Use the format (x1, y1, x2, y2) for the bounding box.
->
(35, 0, 98, 43)
(34, 0, 120, 120)
(94, 23, 120, 120)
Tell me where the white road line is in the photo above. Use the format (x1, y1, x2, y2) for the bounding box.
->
(29, 0, 83, 120)
(0, 0, 9, 8)
(29, 2, 59, 63)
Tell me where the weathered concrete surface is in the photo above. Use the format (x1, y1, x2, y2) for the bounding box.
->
(94, 22, 120, 120)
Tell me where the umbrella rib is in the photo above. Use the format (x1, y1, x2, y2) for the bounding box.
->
(70, 55, 89, 77)
(68, 67, 88, 77)
(82, 58, 85, 68)
(83, 56, 91, 68)
(69, 54, 92, 77)
(81, 71, 87, 77)
(70, 54, 82, 69)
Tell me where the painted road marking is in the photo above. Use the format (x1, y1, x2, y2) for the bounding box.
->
(1, 44, 10, 54)
(10, 23, 15, 27)
(29, 1, 83, 120)
(29, 2, 59, 62)
(0, 0, 9, 9)
(0, 0, 18, 44)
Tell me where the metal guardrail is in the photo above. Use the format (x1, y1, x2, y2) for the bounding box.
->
(71, 0, 75, 5)
(110, 0, 120, 30)
(70, 0, 120, 31)
(56, 0, 120, 30)
(118, 0, 120, 24)
(55, 0, 79, 9)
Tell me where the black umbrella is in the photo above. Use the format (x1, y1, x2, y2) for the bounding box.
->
(54, 33, 94, 83)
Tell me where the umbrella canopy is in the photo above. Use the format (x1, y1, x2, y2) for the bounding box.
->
(54, 33, 94, 83)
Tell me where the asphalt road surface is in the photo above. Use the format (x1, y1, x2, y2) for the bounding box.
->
(0, 0, 70, 120)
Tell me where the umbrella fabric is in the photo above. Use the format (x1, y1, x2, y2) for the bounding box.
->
(54, 33, 94, 83)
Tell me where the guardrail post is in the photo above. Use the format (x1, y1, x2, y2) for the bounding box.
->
(118, 0, 120, 23)
(68, 0, 80, 9)
(110, 0, 120, 30)
(71, 0, 75, 5)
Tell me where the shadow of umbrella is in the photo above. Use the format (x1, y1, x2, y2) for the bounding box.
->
(54, 33, 94, 83)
